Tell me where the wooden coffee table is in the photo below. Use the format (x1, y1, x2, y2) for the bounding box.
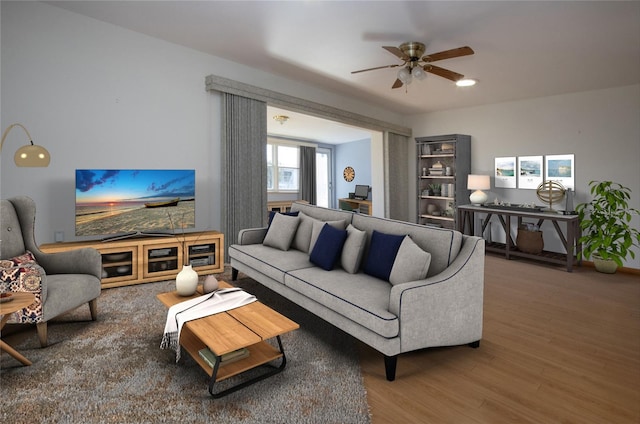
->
(157, 281, 299, 398)
(1, 292, 36, 366)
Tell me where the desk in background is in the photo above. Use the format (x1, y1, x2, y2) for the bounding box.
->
(338, 198, 372, 215)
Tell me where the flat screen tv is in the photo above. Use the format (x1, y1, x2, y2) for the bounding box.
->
(75, 169, 195, 241)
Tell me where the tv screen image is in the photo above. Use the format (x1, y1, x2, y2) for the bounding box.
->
(75, 169, 195, 239)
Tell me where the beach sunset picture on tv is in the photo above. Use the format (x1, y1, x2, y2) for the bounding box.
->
(75, 169, 195, 239)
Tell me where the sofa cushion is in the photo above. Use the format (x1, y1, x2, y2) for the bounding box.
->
(268, 210, 299, 227)
(389, 236, 431, 285)
(352, 213, 462, 277)
(363, 230, 405, 281)
(291, 212, 314, 253)
(341, 224, 367, 274)
(292, 212, 348, 253)
(263, 213, 300, 251)
(229, 243, 313, 284)
(285, 267, 399, 338)
(309, 219, 347, 253)
(309, 224, 348, 271)
(290, 201, 354, 224)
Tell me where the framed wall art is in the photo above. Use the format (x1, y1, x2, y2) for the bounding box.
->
(517, 156, 543, 189)
(495, 156, 517, 188)
(545, 154, 575, 189)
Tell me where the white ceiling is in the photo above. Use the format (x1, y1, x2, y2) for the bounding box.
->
(47, 1, 640, 143)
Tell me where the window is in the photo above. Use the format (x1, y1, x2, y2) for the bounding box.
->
(267, 142, 299, 192)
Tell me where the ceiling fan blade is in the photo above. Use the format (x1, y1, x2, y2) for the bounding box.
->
(351, 64, 400, 74)
(392, 78, 403, 89)
(425, 65, 464, 82)
(383, 46, 410, 61)
(423, 46, 474, 63)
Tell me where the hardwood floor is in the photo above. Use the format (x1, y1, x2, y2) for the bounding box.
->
(358, 254, 640, 424)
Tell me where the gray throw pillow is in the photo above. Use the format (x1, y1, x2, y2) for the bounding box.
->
(309, 219, 347, 253)
(389, 236, 431, 285)
(341, 224, 367, 274)
(291, 212, 314, 253)
(263, 213, 301, 251)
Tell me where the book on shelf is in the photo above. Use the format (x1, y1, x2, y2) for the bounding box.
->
(198, 347, 250, 368)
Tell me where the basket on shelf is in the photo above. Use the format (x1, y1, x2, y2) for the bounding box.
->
(516, 226, 544, 254)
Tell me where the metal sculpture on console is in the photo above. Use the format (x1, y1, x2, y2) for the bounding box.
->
(536, 181, 566, 212)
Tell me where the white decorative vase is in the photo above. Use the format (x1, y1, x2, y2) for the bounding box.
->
(176, 265, 198, 296)
(203, 274, 219, 293)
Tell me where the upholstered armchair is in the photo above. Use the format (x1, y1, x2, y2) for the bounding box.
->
(0, 196, 102, 347)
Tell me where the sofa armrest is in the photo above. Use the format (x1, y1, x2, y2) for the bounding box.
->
(389, 236, 485, 351)
(237, 227, 268, 245)
(32, 247, 103, 280)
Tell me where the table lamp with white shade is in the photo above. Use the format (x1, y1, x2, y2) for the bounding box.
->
(467, 174, 490, 205)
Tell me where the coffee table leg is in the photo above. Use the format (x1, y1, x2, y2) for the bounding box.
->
(208, 336, 287, 398)
(0, 339, 33, 366)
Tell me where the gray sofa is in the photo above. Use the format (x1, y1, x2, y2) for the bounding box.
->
(229, 201, 485, 380)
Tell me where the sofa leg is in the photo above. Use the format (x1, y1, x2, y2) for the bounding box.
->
(231, 268, 238, 281)
(89, 298, 98, 321)
(384, 355, 397, 381)
(36, 322, 48, 347)
(468, 340, 480, 348)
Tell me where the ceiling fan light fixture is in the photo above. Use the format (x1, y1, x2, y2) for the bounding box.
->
(456, 78, 477, 87)
(412, 66, 427, 81)
(397, 67, 412, 84)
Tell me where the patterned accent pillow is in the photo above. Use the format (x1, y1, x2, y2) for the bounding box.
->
(0, 250, 44, 324)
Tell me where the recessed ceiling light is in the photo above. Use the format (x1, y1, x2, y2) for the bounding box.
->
(456, 79, 477, 87)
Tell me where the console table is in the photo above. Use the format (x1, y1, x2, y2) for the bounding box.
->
(457, 204, 581, 272)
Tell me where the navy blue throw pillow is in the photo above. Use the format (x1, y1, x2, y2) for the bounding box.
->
(363, 230, 405, 281)
(309, 223, 348, 271)
(268, 210, 299, 227)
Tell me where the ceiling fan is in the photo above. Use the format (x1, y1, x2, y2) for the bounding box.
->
(352, 42, 474, 89)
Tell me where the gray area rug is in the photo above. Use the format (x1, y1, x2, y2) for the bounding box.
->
(0, 271, 371, 423)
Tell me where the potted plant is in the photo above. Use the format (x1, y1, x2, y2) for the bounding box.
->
(576, 180, 640, 273)
(428, 183, 441, 197)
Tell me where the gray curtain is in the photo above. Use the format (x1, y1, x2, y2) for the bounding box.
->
(299, 145, 316, 204)
(221, 93, 267, 262)
(385, 132, 410, 221)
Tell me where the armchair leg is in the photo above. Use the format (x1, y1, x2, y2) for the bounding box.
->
(89, 298, 98, 321)
(37, 322, 48, 347)
(232, 268, 238, 281)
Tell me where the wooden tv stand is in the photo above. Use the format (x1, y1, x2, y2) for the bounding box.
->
(40, 231, 224, 289)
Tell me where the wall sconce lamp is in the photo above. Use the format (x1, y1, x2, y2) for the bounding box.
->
(467, 174, 490, 205)
(0, 123, 51, 167)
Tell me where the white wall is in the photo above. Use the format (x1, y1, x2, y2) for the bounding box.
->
(408, 85, 640, 268)
(1, 1, 403, 244)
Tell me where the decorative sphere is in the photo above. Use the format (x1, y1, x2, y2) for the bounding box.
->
(536, 181, 566, 209)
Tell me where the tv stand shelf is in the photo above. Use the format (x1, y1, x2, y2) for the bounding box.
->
(40, 231, 224, 289)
